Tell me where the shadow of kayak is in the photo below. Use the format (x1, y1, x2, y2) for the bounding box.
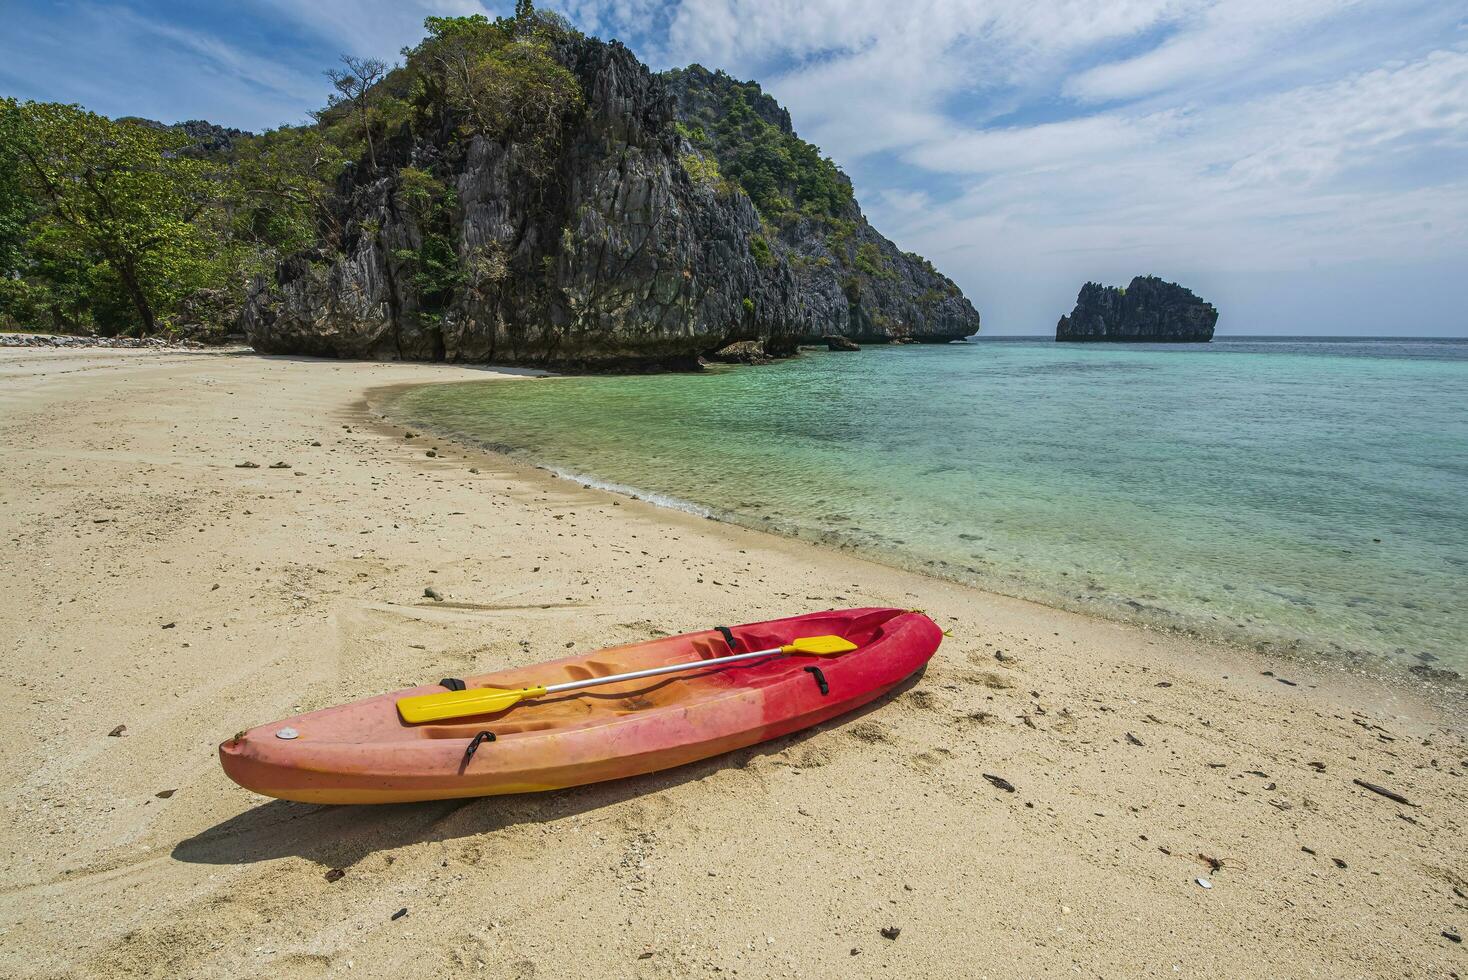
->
(171, 672, 921, 868)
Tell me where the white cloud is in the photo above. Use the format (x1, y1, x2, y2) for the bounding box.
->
(247, 0, 498, 59)
(585, 0, 1464, 331)
(7, 0, 1463, 331)
(1065, 0, 1367, 102)
(0, 2, 325, 128)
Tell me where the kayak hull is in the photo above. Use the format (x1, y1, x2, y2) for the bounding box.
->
(219, 607, 941, 804)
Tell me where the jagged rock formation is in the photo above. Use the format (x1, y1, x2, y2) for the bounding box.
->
(1056, 276, 1217, 342)
(244, 22, 978, 369)
(664, 66, 978, 346)
(125, 118, 249, 157)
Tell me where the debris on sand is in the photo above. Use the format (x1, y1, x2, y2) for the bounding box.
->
(1353, 779, 1412, 806)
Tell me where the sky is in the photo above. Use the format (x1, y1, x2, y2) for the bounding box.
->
(3, 1, 1465, 335)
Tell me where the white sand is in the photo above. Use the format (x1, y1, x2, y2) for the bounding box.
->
(1, 347, 1463, 978)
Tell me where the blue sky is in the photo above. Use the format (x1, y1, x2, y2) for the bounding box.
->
(3, 1, 1466, 335)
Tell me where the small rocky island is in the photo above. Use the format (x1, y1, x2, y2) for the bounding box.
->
(1056, 276, 1217, 342)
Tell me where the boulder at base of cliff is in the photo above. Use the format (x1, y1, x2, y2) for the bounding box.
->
(166, 288, 240, 344)
(825, 335, 861, 351)
(1056, 276, 1217, 342)
(707, 340, 771, 365)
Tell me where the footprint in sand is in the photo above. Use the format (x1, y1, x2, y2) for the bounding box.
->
(909, 747, 954, 771)
(847, 720, 893, 744)
(961, 670, 1015, 690)
(904, 688, 943, 712)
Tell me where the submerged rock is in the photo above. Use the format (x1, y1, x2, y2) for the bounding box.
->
(1056, 276, 1217, 342)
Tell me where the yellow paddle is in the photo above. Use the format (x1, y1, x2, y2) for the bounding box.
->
(397, 634, 858, 724)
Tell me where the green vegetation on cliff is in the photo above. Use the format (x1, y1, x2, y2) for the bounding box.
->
(0, 2, 977, 352)
(664, 69, 851, 226)
(0, 5, 580, 338)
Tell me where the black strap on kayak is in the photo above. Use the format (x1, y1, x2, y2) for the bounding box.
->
(439, 677, 467, 692)
(463, 730, 496, 766)
(804, 665, 830, 696)
(715, 626, 739, 653)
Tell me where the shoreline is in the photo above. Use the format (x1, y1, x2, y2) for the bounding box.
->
(2, 347, 1463, 978)
(375, 377, 1467, 720)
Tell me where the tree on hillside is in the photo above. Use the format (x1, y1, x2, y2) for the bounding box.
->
(408, 15, 583, 177)
(6, 101, 222, 335)
(0, 101, 34, 281)
(227, 126, 347, 254)
(325, 55, 388, 172)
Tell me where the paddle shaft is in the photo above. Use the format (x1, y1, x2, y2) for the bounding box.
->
(542, 644, 788, 696)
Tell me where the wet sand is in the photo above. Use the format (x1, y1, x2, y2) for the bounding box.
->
(0, 347, 1463, 978)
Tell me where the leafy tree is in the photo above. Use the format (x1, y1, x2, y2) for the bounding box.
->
(325, 56, 388, 171)
(0, 101, 33, 280)
(227, 126, 346, 254)
(392, 166, 461, 313)
(6, 101, 223, 334)
(407, 15, 583, 177)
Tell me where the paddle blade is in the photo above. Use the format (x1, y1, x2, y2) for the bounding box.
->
(397, 685, 546, 724)
(780, 635, 858, 656)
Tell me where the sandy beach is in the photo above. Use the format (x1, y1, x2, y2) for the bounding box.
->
(0, 346, 1463, 978)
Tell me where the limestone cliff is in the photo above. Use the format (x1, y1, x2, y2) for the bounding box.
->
(665, 66, 979, 346)
(244, 19, 978, 368)
(1056, 276, 1217, 343)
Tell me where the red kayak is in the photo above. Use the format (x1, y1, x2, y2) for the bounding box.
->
(219, 607, 941, 804)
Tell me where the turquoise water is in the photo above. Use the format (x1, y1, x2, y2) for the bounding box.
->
(389, 338, 1468, 686)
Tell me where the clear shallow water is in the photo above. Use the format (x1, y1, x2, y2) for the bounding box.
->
(389, 337, 1468, 686)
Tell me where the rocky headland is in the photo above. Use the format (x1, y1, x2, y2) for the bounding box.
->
(243, 15, 979, 369)
(1056, 276, 1217, 342)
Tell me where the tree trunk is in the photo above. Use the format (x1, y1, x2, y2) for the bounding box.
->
(115, 256, 157, 335)
(361, 106, 377, 172)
